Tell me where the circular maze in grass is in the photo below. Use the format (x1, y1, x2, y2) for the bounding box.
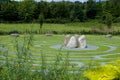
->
(0, 35, 120, 70)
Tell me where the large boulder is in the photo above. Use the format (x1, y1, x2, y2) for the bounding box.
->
(64, 34, 87, 48)
(74, 34, 79, 48)
(66, 36, 78, 48)
(63, 34, 71, 46)
(78, 35, 87, 48)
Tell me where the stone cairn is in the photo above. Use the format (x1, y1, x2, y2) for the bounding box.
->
(63, 34, 87, 48)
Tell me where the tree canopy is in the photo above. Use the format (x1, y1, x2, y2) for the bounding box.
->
(0, 0, 120, 23)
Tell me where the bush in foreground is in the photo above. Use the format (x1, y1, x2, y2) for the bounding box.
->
(84, 62, 120, 80)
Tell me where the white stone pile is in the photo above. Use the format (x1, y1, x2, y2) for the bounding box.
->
(63, 34, 87, 48)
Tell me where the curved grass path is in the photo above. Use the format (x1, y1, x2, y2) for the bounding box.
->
(0, 35, 120, 70)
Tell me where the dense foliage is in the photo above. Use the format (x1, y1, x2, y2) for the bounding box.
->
(0, 0, 120, 23)
(84, 60, 120, 80)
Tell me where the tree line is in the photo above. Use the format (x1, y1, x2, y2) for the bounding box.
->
(0, 0, 120, 23)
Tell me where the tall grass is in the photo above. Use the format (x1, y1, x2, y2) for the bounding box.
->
(0, 29, 34, 80)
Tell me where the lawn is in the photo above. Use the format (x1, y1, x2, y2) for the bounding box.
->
(0, 34, 120, 70)
(0, 22, 120, 79)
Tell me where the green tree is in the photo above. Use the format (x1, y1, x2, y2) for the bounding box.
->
(38, 13, 44, 33)
(109, 0, 120, 17)
(1, 0, 117, 23)
(86, 0, 97, 19)
(105, 12, 113, 28)
(70, 10, 75, 22)
(48, 1, 57, 18)
(18, 0, 35, 22)
(95, 0, 104, 18)
(56, 1, 69, 19)
(0, 1, 19, 22)
(103, 0, 120, 19)
(74, 1, 84, 21)
(0, 0, 11, 2)
(34, 1, 49, 19)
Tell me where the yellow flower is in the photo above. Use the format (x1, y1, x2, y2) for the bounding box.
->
(84, 64, 120, 80)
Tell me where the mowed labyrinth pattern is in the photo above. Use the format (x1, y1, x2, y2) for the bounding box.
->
(0, 35, 120, 69)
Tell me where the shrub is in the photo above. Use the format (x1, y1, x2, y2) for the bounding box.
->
(84, 64, 120, 80)
(113, 17, 120, 23)
(105, 12, 113, 29)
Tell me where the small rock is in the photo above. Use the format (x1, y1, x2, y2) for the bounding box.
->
(105, 34, 112, 38)
(45, 33, 53, 36)
(10, 33, 19, 37)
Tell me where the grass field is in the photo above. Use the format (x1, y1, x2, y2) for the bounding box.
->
(0, 22, 120, 79)
(1, 21, 120, 35)
(0, 34, 120, 70)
